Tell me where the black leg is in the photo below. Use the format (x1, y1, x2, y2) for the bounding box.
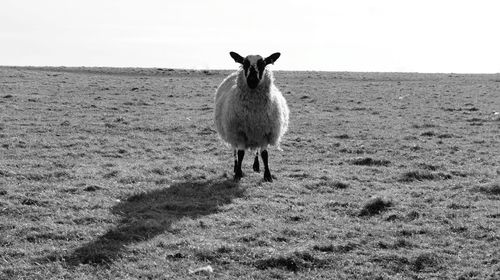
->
(233, 150, 238, 175)
(253, 151, 260, 172)
(261, 150, 273, 182)
(234, 149, 245, 181)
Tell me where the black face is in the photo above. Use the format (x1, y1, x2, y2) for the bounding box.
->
(243, 57, 266, 89)
(229, 52, 281, 89)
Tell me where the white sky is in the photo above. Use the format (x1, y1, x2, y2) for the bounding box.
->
(1, 0, 499, 73)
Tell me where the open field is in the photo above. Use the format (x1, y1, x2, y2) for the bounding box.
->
(0, 66, 499, 279)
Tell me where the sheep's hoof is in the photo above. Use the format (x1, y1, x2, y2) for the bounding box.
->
(234, 170, 244, 182)
(263, 171, 273, 182)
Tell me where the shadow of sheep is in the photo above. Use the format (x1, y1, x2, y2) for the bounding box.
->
(38, 178, 243, 266)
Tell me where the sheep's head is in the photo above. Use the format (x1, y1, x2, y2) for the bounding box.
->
(230, 52, 280, 89)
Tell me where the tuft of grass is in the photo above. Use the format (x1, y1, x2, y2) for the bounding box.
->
(150, 167, 170, 176)
(359, 196, 393, 216)
(331, 181, 349, 189)
(83, 185, 102, 192)
(165, 252, 186, 260)
(406, 210, 420, 221)
(417, 163, 440, 171)
(412, 123, 438, 129)
(420, 131, 436, 137)
(194, 248, 221, 263)
(411, 252, 442, 272)
(103, 170, 119, 179)
(371, 254, 410, 273)
(192, 245, 250, 266)
(475, 182, 500, 196)
(349, 157, 391, 166)
(20, 171, 72, 182)
(378, 238, 414, 250)
(438, 133, 455, 139)
(20, 198, 48, 207)
(399, 170, 452, 182)
(117, 176, 143, 184)
(312, 242, 358, 253)
(154, 178, 170, 185)
(254, 251, 328, 272)
(371, 251, 442, 273)
(312, 244, 336, 252)
(288, 172, 312, 179)
(334, 134, 350, 139)
(397, 227, 428, 237)
(304, 176, 349, 193)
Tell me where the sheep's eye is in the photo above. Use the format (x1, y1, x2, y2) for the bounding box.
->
(256, 60, 265, 78)
(257, 60, 265, 71)
(243, 60, 250, 71)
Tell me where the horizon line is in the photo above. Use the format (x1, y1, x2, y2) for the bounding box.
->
(1, 65, 499, 76)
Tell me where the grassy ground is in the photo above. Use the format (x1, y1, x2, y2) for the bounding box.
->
(0, 66, 499, 279)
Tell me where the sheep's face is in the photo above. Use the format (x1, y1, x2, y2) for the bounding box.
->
(230, 52, 280, 89)
(242, 55, 265, 89)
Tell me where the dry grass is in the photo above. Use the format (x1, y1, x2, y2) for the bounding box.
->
(1, 66, 499, 279)
(359, 196, 393, 216)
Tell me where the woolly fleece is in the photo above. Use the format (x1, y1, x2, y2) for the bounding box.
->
(214, 68, 289, 150)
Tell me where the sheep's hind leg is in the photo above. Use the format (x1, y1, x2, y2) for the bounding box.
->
(261, 149, 273, 182)
(252, 150, 260, 172)
(234, 149, 245, 181)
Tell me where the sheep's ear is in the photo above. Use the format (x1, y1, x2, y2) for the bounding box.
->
(265, 52, 281, 65)
(230, 52, 245, 64)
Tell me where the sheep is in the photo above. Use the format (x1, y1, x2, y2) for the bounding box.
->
(214, 51, 289, 182)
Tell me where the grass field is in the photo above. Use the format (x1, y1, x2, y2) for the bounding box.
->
(1, 66, 499, 279)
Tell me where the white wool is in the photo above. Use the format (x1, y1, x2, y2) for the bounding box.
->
(214, 65, 289, 151)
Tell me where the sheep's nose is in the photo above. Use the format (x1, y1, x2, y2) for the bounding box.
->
(247, 77, 259, 89)
(247, 70, 259, 89)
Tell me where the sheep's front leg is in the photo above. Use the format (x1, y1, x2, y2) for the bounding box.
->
(261, 149, 273, 182)
(234, 149, 245, 181)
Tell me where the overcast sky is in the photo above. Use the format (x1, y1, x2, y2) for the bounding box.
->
(1, 0, 499, 73)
